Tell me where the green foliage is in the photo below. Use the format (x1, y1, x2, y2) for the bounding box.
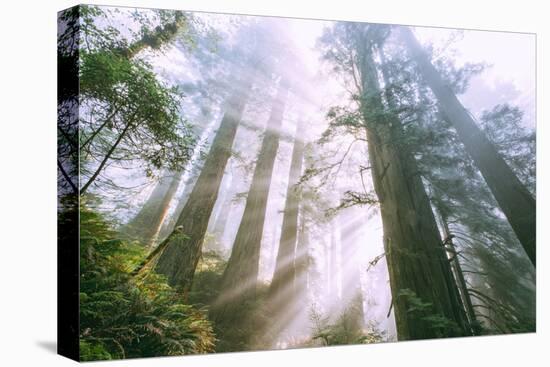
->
(318, 21, 536, 339)
(367, 31, 536, 336)
(79, 5, 198, 55)
(79, 47, 196, 176)
(128, 9, 195, 54)
(357, 322, 388, 344)
(58, 8, 81, 195)
(480, 104, 535, 194)
(433, 58, 487, 94)
(187, 250, 273, 353)
(470, 245, 536, 334)
(308, 304, 385, 346)
(318, 22, 390, 93)
(78, 205, 215, 361)
(212, 283, 273, 352)
(79, 340, 112, 360)
(397, 289, 461, 338)
(77, 5, 198, 191)
(409, 96, 536, 335)
(188, 250, 227, 306)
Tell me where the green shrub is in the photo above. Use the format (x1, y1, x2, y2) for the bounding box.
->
(308, 303, 386, 346)
(188, 250, 227, 307)
(77, 206, 216, 360)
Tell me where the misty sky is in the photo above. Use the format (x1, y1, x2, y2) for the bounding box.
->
(152, 13, 536, 129)
(415, 26, 535, 127)
(89, 9, 535, 343)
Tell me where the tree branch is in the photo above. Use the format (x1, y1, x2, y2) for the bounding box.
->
(80, 118, 134, 195)
(57, 159, 78, 195)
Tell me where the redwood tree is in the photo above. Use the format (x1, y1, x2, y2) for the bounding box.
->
(123, 171, 182, 247)
(212, 80, 290, 322)
(269, 121, 305, 300)
(399, 26, 536, 266)
(154, 76, 254, 292)
(319, 23, 470, 340)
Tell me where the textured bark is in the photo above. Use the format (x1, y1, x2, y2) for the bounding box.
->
(130, 226, 186, 277)
(124, 171, 182, 247)
(160, 165, 200, 238)
(269, 130, 305, 300)
(399, 27, 536, 266)
(154, 78, 253, 293)
(357, 33, 469, 340)
(212, 81, 289, 321)
(158, 109, 216, 239)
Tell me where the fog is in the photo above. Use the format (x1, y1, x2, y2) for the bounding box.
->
(75, 6, 535, 352)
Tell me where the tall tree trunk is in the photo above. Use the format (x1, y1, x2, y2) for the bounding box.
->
(399, 26, 536, 266)
(159, 108, 217, 239)
(123, 171, 182, 247)
(269, 221, 280, 276)
(269, 128, 305, 301)
(324, 234, 331, 302)
(357, 30, 470, 340)
(383, 40, 470, 338)
(209, 170, 235, 250)
(160, 165, 200, 238)
(212, 81, 289, 321)
(154, 77, 253, 293)
(435, 207, 481, 335)
(255, 130, 305, 346)
(338, 206, 365, 328)
(294, 215, 309, 302)
(329, 220, 340, 302)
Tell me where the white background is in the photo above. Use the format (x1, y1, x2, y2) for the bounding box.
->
(0, 0, 547, 365)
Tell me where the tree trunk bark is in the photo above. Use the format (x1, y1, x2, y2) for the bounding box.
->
(160, 164, 200, 238)
(399, 26, 536, 266)
(212, 81, 289, 321)
(154, 77, 253, 293)
(357, 32, 470, 340)
(158, 109, 217, 239)
(269, 130, 305, 301)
